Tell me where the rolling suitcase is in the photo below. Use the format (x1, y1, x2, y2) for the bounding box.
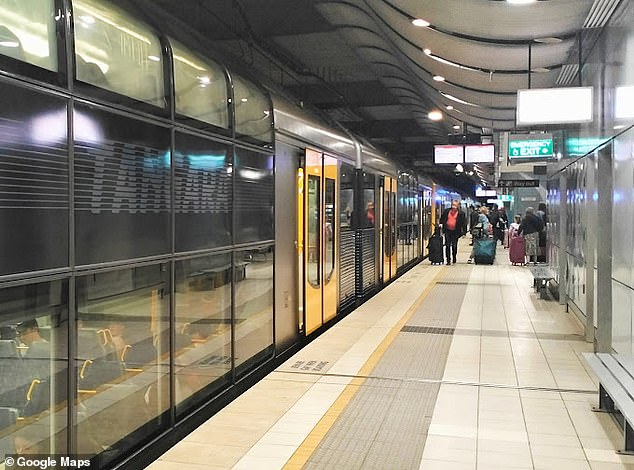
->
(509, 235, 526, 265)
(427, 235, 444, 265)
(473, 238, 496, 265)
(503, 229, 510, 249)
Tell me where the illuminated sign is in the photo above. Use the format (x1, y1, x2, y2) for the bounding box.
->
(509, 134, 553, 159)
(464, 144, 495, 163)
(434, 145, 463, 164)
(516, 87, 593, 125)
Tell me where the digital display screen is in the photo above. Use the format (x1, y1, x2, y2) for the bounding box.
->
(434, 145, 463, 164)
(464, 144, 495, 163)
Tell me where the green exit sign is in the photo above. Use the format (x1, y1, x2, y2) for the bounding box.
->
(508, 135, 554, 159)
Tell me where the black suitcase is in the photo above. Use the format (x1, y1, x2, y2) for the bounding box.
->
(427, 236, 444, 265)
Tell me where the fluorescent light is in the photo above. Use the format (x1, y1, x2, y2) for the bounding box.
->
(433, 75, 445, 82)
(411, 18, 430, 27)
(428, 110, 443, 121)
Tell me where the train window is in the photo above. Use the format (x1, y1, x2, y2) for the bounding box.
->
(75, 264, 170, 463)
(307, 174, 321, 287)
(171, 39, 229, 129)
(233, 75, 273, 144)
(72, 0, 165, 107)
(234, 247, 274, 377)
(0, 0, 58, 71)
(174, 133, 232, 252)
(73, 105, 171, 265)
(0, 84, 68, 275)
(174, 254, 232, 415)
(0, 279, 68, 459)
(234, 147, 274, 244)
(340, 164, 354, 229)
(324, 178, 336, 282)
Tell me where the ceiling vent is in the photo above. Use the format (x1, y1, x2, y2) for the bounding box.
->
(583, 0, 622, 28)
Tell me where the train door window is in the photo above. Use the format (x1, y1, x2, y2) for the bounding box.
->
(174, 254, 232, 415)
(383, 187, 389, 256)
(171, 39, 230, 130)
(339, 165, 354, 229)
(73, 0, 165, 108)
(324, 177, 336, 282)
(232, 75, 273, 145)
(0, 279, 68, 459)
(0, 0, 58, 71)
(307, 174, 321, 287)
(75, 264, 170, 464)
(234, 247, 274, 377)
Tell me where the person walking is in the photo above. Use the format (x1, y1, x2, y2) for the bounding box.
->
(440, 199, 466, 265)
(468, 206, 491, 263)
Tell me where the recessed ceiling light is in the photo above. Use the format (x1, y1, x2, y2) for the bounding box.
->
(433, 75, 445, 82)
(412, 18, 430, 27)
(423, 48, 432, 55)
(453, 125, 461, 130)
(428, 110, 443, 121)
(446, 105, 454, 110)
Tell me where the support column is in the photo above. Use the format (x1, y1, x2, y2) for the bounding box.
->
(558, 173, 567, 306)
(596, 146, 613, 352)
(585, 157, 596, 343)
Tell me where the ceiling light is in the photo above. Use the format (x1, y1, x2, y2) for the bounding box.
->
(455, 163, 464, 173)
(534, 37, 563, 44)
(453, 125, 461, 130)
(428, 110, 443, 121)
(423, 48, 432, 55)
(412, 18, 430, 27)
(433, 75, 445, 82)
(506, 0, 536, 4)
(446, 105, 454, 110)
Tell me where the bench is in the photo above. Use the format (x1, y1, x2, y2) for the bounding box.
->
(583, 353, 634, 454)
(527, 265, 555, 299)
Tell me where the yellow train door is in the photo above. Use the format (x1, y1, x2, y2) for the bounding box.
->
(302, 149, 339, 335)
(382, 176, 397, 283)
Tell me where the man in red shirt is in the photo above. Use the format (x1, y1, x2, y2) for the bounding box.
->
(440, 199, 467, 265)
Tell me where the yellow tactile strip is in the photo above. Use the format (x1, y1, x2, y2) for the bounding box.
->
(281, 266, 447, 470)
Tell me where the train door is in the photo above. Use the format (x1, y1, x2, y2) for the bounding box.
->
(382, 176, 397, 283)
(302, 149, 339, 335)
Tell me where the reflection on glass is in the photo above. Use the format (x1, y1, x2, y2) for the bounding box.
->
(325, 178, 336, 282)
(171, 39, 229, 128)
(0, 0, 57, 71)
(340, 165, 354, 229)
(364, 188, 375, 228)
(174, 255, 231, 414)
(234, 248, 273, 377)
(0, 280, 68, 461)
(383, 189, 389, 256)
(233, 75, 272, 143)
(75, 265, 169, 465)
(308, 175, 320, 287)
(73, 0, 164, 106)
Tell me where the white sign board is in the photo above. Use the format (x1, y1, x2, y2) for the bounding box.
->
(434, 145, 463, 164)
(465, 144, 495, 163)
(516, 87, 593, 125)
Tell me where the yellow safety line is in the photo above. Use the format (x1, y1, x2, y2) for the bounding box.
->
(282, 266, 446, 470)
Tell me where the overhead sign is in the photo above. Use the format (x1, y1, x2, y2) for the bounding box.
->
(475, 188, 497, 197)
(498, 179, 540, 188)
(434, 145, 463, 164)
(464, 144, 495, 163)
(508, 134, 553, 159)
(516, 86, 593, 125)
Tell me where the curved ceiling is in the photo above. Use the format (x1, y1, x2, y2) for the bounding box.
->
(148, 0, 602, 188)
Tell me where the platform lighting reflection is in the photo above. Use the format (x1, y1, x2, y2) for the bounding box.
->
(31, 110, 103, 145)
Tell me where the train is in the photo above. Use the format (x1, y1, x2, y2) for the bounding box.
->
(0, 0, 462, 468)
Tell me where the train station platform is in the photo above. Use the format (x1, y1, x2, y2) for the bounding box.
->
(147, 242, 631, 470)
